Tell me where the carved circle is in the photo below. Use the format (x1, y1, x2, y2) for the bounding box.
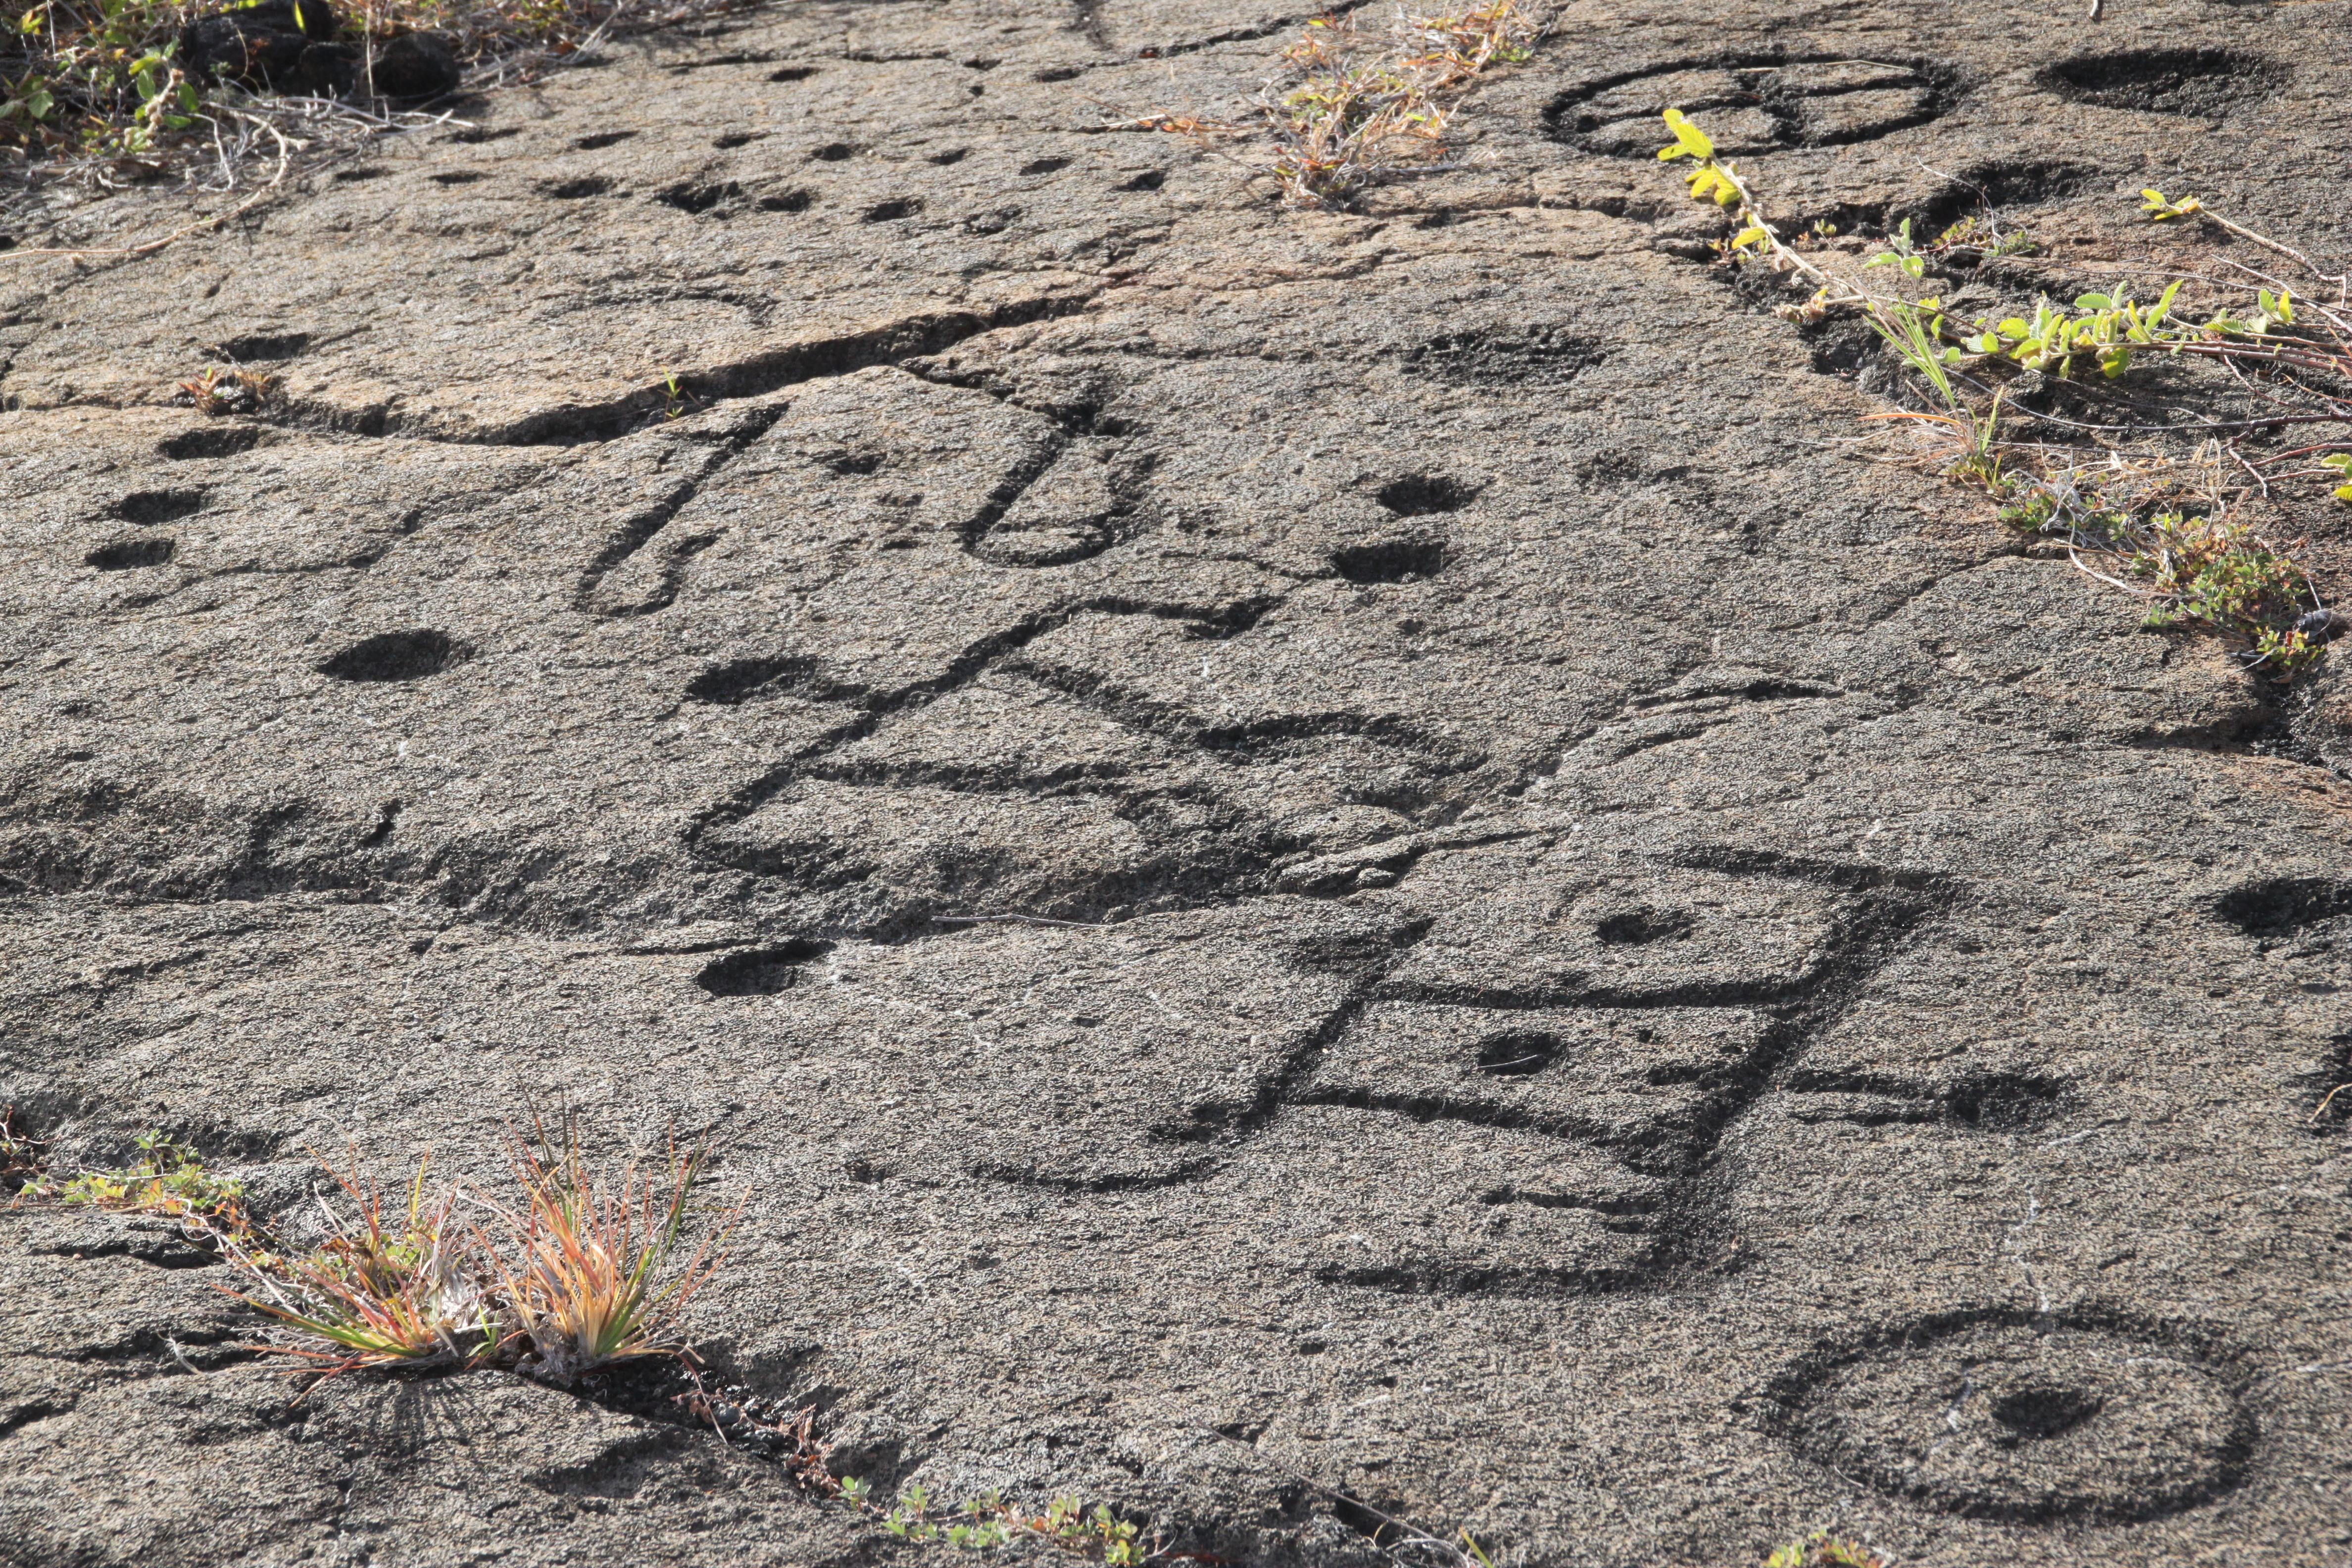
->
(1765, 1310, 2254, 1523)
(1547, 55, 1960, 159)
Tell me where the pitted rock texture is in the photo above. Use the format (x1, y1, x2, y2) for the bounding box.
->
(3, 1, 2352, 1566)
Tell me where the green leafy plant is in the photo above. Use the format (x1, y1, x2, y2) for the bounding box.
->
(1764, 1532, 1885, 1568)
(22, 1128, 245, 1219)
(1659, 109, 2346, 680)
(2321, 453, 2352, 502)
(835, 1479, 1164, 1564)
(1865, 217, 1928, 280)
(2133, 511, 2324, 673)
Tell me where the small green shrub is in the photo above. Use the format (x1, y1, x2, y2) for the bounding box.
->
(830, 1479, 1165, 1564)
(1764, 1532, 1884, 1568)
(1658, 108, 2347, 680)
(21, 1128, 245, 1219)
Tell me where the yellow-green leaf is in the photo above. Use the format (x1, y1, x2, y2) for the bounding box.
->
(1662, 107, 1715, 159)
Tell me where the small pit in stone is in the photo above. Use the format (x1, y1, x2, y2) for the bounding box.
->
(430, 170, 484, 185)
(543, 176, 614, 198)
(111, 488, 207, 525)
(318, 629, 473, 683)
(695, 939, 834, 996)
(1331, 539, 1447, 584)
(770, 64, 818, 82)
(2040, 48, 2283, 116)
(332, 166, 388, 182)
(160, 426, 262, 460)
(209, 331, 310, 362)
(686, 655, 821, 705)
(657, 180, 741, 214)
(1019, 156, 1072, 175)
(1596, 908, 1696, 945)
(573, 130, 637, 149)
(810, 142, 854, 161)
(1119, 169, 1167, 191)
(1375, 474, 1477, 517)
(87, 537, 177, 570)
(758, 190, 814, 213)
(1474, 1030, 1564, 1076)
(2215, 877, 2352, 936)
(1991, 1386, 2103, 1444)
(863, 197, 922, 222)
(1943, 1074, 2070, 1131)
(712, 131, 766, 148)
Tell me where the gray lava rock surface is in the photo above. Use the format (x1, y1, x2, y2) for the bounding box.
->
(3, 1, 2350, 1565)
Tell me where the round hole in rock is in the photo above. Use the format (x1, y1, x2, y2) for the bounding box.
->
(1595, 907, 1696, 945)
(686, 654, 820, 705)
(2214, 876, 2352, 936)
(87, 537, 176, 570)
(1330, 539, 1446, 584)
(159, 425, 262, 460)
(1473, 1030, 1564, 1076)
(1018, 156, 1072, 175)
(318, 629, 473, 683)
(1989, 1385, 2103, 1443)
(111, 488, 208, 525)
(209, 331, 310, 362)
(1375, 474, 1478, 516)
(695, 939, 833, 996)
(758, 190, 815, 213)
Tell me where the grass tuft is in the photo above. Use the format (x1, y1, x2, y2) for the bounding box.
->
(219, 1153, 502, 1371)
(493, 1115, 728, 1383)
(11, 1113, 736, 1387)
(1133, 2, 1544, 209)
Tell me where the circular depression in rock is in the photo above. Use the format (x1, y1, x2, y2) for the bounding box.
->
(318, 630, 474, 683)
(2038, 49, 2283, 117)
(695, 940, 834, 996)
(1771, 1313, 2253, 1523)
